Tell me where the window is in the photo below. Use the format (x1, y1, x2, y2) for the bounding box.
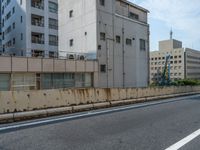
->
(49, 2, 58, 13)
(129, 12, 139, 20)
(69, 10, 73, 18)
(31, 0, 44, 9)
(2, 5, 4, 15)
(12, 7, 15, 14)
(6, 11, 11, 20)
(49, 35, 58, 46)
(116, 36, 121, 43)
(5, 40, 12, 48)
(70, 39, 74, 47)
(13, 22, 15, 29)
(20, 0, 22, 5)
(7, 0, 11, 6)
(98, 45, 101, 50)
(99, 0, 105, 6)
(49, 18, 58, 30)
(32, 32, 44, 44)
(2, 32, 5, 40)
(100, 32, 106, 41)
(49, 51, 56, 58)
(32, 14, 44, 27)
(0, 74, 10, 91)
(31, 50, 44, 57)
(13, 38, 15, 45)
(100, 65, 106, 73)
(126, 38, 132, 46)
(21, 16, 23, 23)
(140, 39, 146, 50)
(5, 26, 11, 35)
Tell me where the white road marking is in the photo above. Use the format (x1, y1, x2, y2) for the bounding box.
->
(165, 128, 200, 150)
(0, 94, 199, 133)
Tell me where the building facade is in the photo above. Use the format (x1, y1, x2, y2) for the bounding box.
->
(58, 0, 150, 88)
(1, 0, 58, 57)
(0, 56, 97, 91)
(150, 39, 200, 84)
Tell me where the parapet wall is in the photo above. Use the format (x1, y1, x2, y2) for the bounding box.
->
(0, 86, 200, 114)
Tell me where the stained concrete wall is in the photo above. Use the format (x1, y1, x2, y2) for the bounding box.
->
(0, 86, 200, 114)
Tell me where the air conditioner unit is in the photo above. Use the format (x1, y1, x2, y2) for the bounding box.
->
(77, 55, 86, 60)
(67, 54, 76, 60)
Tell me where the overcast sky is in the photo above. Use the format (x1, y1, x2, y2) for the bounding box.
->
(131, 0, 200, 51)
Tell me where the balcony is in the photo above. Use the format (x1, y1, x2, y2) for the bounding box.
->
(31, 14, 44, 27)
(31, 50, 44, 57)
(31, 32, 44, 44)
(31, 0, 44, 10)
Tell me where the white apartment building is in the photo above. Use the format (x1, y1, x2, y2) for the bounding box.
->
(150, 38, 200, 84)
(58, 0, 150, 88)
(1, 0, 58, 57)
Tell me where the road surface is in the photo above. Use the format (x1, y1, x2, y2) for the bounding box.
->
(0, 94, 200, 150)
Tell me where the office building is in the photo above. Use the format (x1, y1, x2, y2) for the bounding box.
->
(1, 0, 58, 57)
(58, 0, 150, 88)
(150, 38, 200, 83)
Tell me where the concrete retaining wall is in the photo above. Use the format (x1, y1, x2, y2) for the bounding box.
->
(0, 86, 200, 114)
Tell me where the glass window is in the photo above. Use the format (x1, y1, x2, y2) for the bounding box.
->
(49, 18, 58, 30)
(100, 32, 106, 41)
(116, 35, 121, 43)
(99, 0, 105, 6)
(49, 35, 58, 46)
(140, 39, 146, 50)
(0, 74, 10, 91)
(49, 2, 58, 13)
(11, 73, 36, 90)
(126, 38, 132, 46)
(41, 74, 52, 89)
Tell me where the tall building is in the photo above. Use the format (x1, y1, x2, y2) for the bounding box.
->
(1, 0, 58, 57)
(150, 38, 200, 84)
(58, 0, 150, 88)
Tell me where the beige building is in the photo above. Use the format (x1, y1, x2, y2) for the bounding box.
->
(150, 39, 200, 84)
(0, 56, 98, 91)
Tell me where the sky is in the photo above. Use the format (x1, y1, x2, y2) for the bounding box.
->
(131, 0, 200, 51)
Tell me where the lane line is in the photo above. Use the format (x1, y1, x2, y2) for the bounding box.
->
(0, 94, 200, 133)
(165, 128, 200, 150)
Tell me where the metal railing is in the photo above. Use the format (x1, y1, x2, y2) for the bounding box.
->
(0, 47, 97, 60)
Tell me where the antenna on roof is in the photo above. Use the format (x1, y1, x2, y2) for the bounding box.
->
(170, 28, 173, 40)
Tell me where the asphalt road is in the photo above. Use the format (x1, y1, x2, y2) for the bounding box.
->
(0, 95, 200, 150)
